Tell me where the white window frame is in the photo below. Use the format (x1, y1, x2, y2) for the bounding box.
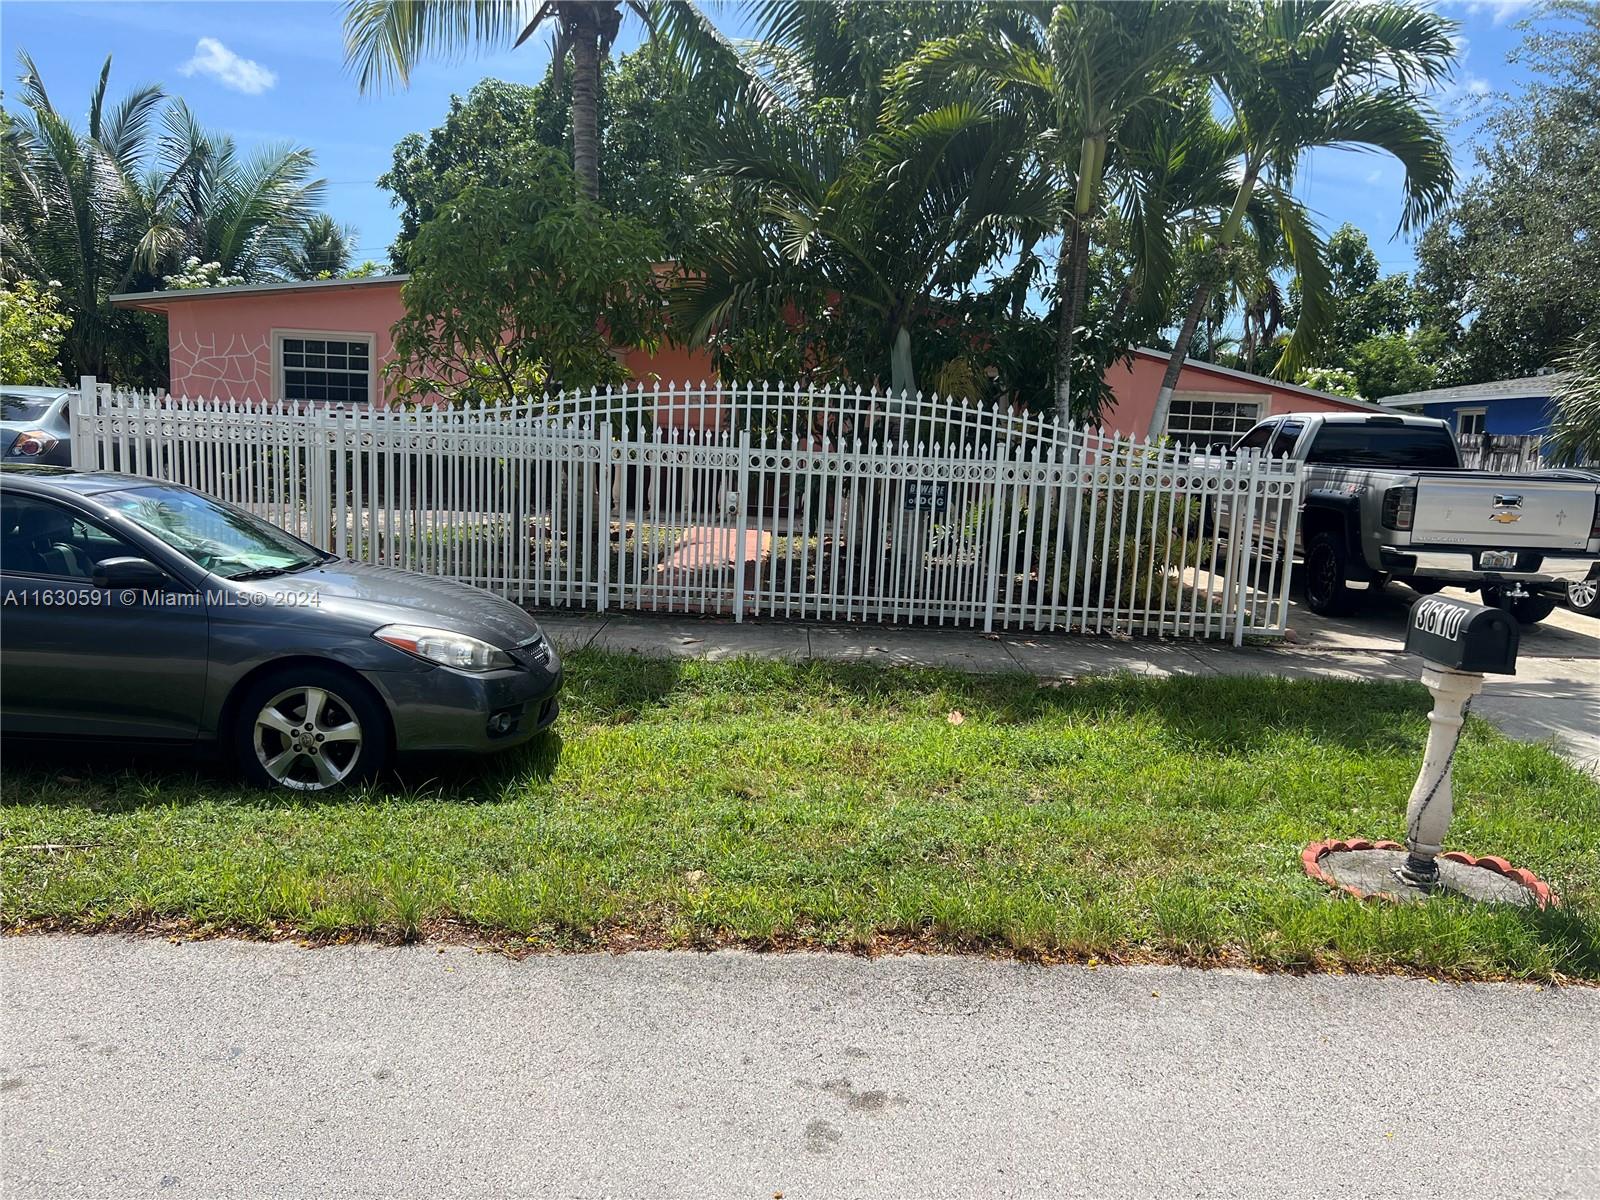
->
(1455, 407, 1487, 438)
(1163, 391, 1268, 448)
(272, 329, 377, 406)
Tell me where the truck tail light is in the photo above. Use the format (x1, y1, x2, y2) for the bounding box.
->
(1382, 486, 1416, 531)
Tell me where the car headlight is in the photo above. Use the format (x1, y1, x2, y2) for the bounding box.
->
(373, 624, 514, 672)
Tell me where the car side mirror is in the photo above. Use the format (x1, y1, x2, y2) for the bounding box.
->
(93, 556, 168, 588)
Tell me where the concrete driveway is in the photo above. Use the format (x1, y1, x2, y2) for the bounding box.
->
(1282, 575, 1598, 656)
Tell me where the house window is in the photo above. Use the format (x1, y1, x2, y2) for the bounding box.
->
(1164, 395, 1267, 449)
(1456, 408, 1486, 439)
(277, 334, 372, 403)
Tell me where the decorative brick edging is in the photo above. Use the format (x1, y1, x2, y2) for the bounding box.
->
(1300, 838, 1558, 909)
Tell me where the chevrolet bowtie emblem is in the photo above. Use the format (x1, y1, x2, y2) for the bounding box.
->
(1489, 493, 1523, 524)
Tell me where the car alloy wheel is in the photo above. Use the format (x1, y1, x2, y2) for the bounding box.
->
(252, 685, 365, 791)
(1569, 578, 1599, 615)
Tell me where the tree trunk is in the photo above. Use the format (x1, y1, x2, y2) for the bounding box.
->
(1052, 218, 1089, 427)
(1148, 282, 1210, 439)
(569, 26, 601, 201)
(1053, 134, 1107, 428)
(1147, 162, 1260, 439)
(889, 322, 916, 400)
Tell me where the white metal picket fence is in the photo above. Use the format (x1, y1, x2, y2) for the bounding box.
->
(70, 379, 1303, 642)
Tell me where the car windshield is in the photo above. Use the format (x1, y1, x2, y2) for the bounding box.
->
(1, 393, 60, 422)
(98, 485, 330, 579)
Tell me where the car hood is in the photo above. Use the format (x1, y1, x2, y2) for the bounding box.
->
(234, 560, 544, 648)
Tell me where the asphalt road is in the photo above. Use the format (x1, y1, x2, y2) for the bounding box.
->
(3, 937, 1597, 1199)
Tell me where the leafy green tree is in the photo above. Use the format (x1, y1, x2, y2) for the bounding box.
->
(1296, 365, 1362, 400)
(1289, 224, 1438, 398)
(389, 148, 664, 404)
(1147, 0, 1457, 436)
(1414, 2, 1599, 385)
(0, 278, 71, 384)
(1343, 331, 1439, 399)
(164, 258, 245, 290)
(381, 47, 718, 270)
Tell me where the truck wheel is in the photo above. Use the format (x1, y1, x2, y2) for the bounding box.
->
(1567, 578, 1600, 617)
(1481, 586, 1558, 626)
(1304, 532, 1358, 616)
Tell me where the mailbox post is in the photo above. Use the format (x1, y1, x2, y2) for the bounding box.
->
(1397, 596, 1520, 891)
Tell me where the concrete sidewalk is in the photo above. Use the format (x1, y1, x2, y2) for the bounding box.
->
(5, 937, 1597, 1200)
(537, 608, 1599, 775)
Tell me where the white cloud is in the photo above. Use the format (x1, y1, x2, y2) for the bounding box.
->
(179, 38, 276, 94)
(1365, 168, 1384, 185)
(1464, 0, 1536, 24)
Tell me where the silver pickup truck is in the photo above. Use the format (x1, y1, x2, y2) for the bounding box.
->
(1223, 412, 1600, 625)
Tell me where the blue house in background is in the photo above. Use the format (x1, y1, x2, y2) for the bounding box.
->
(1378, 372, 1563, 440)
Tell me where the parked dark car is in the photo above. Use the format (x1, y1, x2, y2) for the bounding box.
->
(1, 387, 72, 467)
(0, 466, 561, 791)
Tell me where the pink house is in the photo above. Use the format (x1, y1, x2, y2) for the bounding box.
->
(1102, 347, 1381, 442)
(110, 274, 717, 405)
(111, 280, 1376, 440)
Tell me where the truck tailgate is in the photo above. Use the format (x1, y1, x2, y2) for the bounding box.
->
(1413, 475, 1595, 549)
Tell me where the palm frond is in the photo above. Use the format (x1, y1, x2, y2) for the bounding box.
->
(1269, 185, 1331, 378)
(1305, 88, 1453, 231)
(341, 0, 546, 92)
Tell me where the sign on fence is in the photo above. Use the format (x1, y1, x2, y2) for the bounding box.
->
(70, 380, 1303, 643)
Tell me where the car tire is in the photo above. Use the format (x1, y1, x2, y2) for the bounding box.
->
(1567, 578, 1600, 617)
(232, 665, 391, 792)
(1481, 586, 1558, 627)
(1303, 532, 1358, 616)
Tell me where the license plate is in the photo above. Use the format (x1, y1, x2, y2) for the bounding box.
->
(1481, 550, 1517, 569)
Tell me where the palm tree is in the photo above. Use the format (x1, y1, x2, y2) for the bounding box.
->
(1546, 329, 1600, 467)
(902, 1, 1206, 425)
(1146, 0, 1457, 438)
(343, 0, 728, 202)
(281, 214, 358, 279)
(675, 4, 1050, 398)
(158, 101, 326, 280)
(4, 53, 332, 381)
(2, 53, 182, 378)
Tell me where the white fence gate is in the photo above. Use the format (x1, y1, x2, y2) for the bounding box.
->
(70, 380, 1303, 643)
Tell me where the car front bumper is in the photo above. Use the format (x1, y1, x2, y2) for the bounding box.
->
(1378, 547, 1600, 588)
(367, 654, 563, 754)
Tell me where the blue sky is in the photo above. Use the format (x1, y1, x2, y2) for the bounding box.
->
(0, 0, 1554, 275)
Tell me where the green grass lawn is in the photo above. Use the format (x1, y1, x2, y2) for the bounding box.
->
(4, 648, 1597, 980)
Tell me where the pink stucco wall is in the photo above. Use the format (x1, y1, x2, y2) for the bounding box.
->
(136, 284, 1368, 435)
(1103, 349, 1370, 436)
(157, 281, 404, 403)
(140, 278, 718, 406)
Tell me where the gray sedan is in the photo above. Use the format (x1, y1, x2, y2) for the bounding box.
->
(0, 466, 562, 791)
